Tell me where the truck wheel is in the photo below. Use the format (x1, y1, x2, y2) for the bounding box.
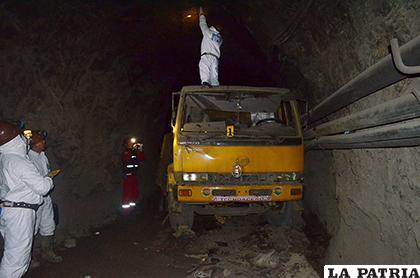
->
(167, 195, 194, 230)
(264, 202, 293, 227)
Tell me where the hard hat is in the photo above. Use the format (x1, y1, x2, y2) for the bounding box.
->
(39, 130, 48, 139)
(31, 131, 46, 145)
(0, 120, 20, 146)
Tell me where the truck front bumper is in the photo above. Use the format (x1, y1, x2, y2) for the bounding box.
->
(176, 184, 303, 203)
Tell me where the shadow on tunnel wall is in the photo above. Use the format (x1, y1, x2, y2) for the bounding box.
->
(0, 1, 169, 239)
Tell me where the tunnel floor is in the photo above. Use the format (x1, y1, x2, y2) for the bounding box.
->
(27, 205, 325, 278)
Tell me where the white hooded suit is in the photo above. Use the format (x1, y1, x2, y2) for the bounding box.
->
(28, 150, 56, 236)
(199, 14, 222, 86)
(0, 135, 53, 278)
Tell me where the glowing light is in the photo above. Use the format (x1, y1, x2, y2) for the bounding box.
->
(130, 137, 136, 143)
(186, 14, 192, 18)
(122, 204, 130, 209)
(129, 202, 136, 207)
(23, 130, 32, 139)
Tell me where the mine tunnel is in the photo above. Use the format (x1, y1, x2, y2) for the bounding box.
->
(0, 1, 419, 277)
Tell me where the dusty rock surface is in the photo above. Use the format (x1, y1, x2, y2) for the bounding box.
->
(183, 216, 318, 278)
(28, 210, 320, 278)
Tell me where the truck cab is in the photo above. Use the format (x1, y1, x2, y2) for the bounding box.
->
(162, 85, 304, 231)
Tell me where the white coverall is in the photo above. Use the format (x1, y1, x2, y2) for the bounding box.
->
(28, 150, 55, 236)
(199, 14, 222, 86)
(0, 135, 53, 278)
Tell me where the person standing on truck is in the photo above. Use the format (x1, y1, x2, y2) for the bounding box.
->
(198, 6, 223, 87)
(28, 131, 63, 264)
(121, 137, 144, 210)
(0, 120, 54, 277)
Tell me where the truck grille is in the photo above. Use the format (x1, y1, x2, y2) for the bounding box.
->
(209, 173, 268, 185)
(249, 189, 272, 196)
(212, 189, 236, 196)
(207, 173, 297, 185)
(176, 172, 303, 185)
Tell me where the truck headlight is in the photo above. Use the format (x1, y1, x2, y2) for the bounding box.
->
(183, 173, 208, 182)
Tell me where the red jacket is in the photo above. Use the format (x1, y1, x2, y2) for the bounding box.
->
(122, 148, 144, 174)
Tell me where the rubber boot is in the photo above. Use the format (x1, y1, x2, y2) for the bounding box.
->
(41, 235, 63, 263)
(29, 257, 41, 269)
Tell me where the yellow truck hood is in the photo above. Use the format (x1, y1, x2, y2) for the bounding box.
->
(174, 145, 304, 173)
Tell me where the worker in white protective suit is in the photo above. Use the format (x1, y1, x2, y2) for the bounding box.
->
(198, 7, 223, 87)
(0, 120, 54, 278)
(28, 131, 62, 264)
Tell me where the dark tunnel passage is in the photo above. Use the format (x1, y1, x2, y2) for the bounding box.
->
(0, 1, 419, 277)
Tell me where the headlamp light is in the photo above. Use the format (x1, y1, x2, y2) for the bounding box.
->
(23, 130, 32, 140)
(183, 173, 208, 182)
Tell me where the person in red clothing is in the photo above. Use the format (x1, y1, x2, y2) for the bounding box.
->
(121, 137, 144, 210)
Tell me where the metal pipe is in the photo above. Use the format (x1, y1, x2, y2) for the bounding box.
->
(305, 88, 420, 139)
(391, 38, 420, 74)
(306, 137, 420, 150)
(308, 35, 420, 123)
(305, 117, 420, 150)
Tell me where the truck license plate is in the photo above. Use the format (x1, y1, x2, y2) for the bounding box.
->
(212, 196, 272, 202)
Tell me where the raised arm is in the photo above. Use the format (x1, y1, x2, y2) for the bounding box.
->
(199, 7, 210, 35)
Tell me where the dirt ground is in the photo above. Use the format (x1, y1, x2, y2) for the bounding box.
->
(27, 206, 323, 278)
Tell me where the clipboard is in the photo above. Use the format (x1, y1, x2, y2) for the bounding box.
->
(47, 169, 61, 178)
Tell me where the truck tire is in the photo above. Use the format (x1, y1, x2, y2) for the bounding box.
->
(167, 194, 194, 230)
(264, 202, 293, 226)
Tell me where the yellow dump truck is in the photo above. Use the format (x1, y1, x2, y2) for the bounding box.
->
(159, 86, 304, 231)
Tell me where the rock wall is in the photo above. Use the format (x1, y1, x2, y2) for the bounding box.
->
(232, 0, 420, 263)
(0, 2, 168, 239)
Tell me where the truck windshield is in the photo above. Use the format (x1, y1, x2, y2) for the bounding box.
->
(181, 92, 299, 137)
